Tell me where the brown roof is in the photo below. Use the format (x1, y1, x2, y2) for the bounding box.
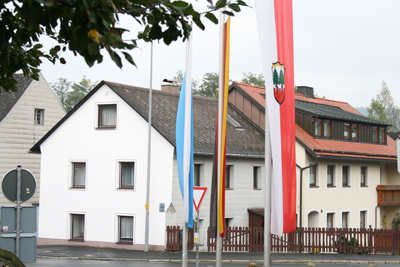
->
(31, 81, 265, 158)
(231, 83, 397, 162)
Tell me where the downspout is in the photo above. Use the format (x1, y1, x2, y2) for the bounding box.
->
(296, 162, 318, 253)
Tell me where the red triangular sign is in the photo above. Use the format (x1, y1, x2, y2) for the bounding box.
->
(193, 187, 207, 212)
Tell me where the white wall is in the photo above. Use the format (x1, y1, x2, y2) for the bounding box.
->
(38, 85, 174, 248)
(0, 73, 65, 205)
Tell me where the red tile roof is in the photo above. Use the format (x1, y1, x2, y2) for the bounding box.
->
(233, 82, 397, 161)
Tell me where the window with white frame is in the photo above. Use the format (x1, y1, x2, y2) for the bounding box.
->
(119, 162, 134, 189)
(118, 216, 133, 243)
(342, 165, 350, 187)
(34, 108, 44, 125)
(253, 166, 261, 190)
(327, 165, 335, 187)
(327, 213, 334, 229)
(72, 162, 86, 188)
(309, 165, 317, 187)
(342, 212, 349, 229)
(98, 104, 117, 128)
(194, 164, 202, 187)
(360, 166, 368, 187)
(360, 211, 367, 229)
(70, 214, 85, 240)
(225, 165, 233, 189)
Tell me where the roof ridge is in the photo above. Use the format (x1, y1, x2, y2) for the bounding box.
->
(234, 82, 265, 90)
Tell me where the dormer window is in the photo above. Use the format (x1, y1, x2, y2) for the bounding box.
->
(323, 122, 331, 138)
(379, 129, 385, 143)
(372, 128, 378, 142)
(351, 125, 358, 141)
(314, 121, 321, 136)
(344, 124, 350, 140)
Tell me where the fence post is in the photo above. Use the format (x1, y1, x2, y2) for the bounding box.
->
(393, 231, 396, 256)
(368, 225, 372, 255)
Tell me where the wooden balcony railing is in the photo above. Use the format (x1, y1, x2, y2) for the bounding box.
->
(377, 185, 400, 206)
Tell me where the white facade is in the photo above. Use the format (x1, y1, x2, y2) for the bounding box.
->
(38, 85, 174, 250)
(0, 73, 65, 205)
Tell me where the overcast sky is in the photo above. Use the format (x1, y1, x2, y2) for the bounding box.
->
(39, 0, 400, 108)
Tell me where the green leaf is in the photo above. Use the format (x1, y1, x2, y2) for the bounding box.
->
(193, 17, 205, 31)
(228, 3, 241, 12)
(104, 31, 122, 45)
(222, 10, 234, 16)
(122, 52, 136, 66)
(110, 51, 122, 68)
(215, 0, 227, 9)
(88, 41, 99, 56)
(205, 12, 218, 24)
(172, 1, 189, 7)
(60, 57, 66, 64)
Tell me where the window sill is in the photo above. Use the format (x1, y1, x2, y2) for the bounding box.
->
(118, 187, 135, 190)
(327, 185, 336, 188)
(360, 185, 368, 188)
(68, 239, 84, 242)
(309, 185, 319, 188)
(253, 188, 262, 190)
(97, 126, 116, 129)
(225, 188, 234, 190)
(69, 187, 86, 189)
(342, 185, 351, 188)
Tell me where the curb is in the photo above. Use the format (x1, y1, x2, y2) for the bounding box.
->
(36, 256, 400, 264)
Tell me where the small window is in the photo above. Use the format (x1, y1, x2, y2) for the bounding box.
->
(379, 129, 385, 143)
(73, 163, 86, 188)
(71, 214, 85, 240)
(360, 211, 366, 229)
(253, 166, 261, 190)
(225, 165, 232, 189)
(372, 128, 378, 142)
(342, 212, 349, 229)
(344, 124, 350, 140)
(120, 162, 134, 189)
(119, 216, 133, 243)
(351, 125, 358, 140)
(98, 104, 117, 128)
(360, 166, 367, 187)
(194, 164, 201, 187)
(309, 165, 317, 187)
(225, 218, 231, 229)
(34, 109, 44, 125)
(327, 213, 334, 229)
(314, 121, 321, 136)
(342, 166, 350, 187)
(327, 165, 335, 187)
(323, 122, 331, 138)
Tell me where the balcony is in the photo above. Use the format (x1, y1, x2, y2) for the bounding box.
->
(377, 185, 400, 206)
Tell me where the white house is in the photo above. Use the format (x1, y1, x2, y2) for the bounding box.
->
(31, 81, 265, 251)
(0, 73, 65, 206)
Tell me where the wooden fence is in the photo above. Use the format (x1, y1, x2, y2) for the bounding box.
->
(166, 226, 194, 251)
(204, 226, 400, 254)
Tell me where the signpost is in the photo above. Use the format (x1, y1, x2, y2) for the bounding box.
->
(193, 187, 207, 267)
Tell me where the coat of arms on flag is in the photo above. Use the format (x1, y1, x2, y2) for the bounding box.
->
(272, 62, 285, 105)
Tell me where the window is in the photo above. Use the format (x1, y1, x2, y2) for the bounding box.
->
(253, 166, 261, 189)
(71, 214, 85, 240)
(194, 164, 201, 187)
(34, 109, 44, 125)
(351, 125, 358, 140)
(372, 128, 378, 142)
(379, 129, 385, 143)
(323, 122, 331, 138)
(360, 166, 367, 187)
(327, 213, 334, 229)
(225, 165, 232, 189)
(327, 165, 335, 187)
(118, 216, 133, 243)
(314, 121, 321, 136)
(342, 166, 350, 187)
(225, 218, 231, 229)
(344, 124, 350, 140)
(72, 163, 86, 188)
(98, 104, 117, 128)
(360, 211, 366, 229)
(342, 212, 349, 229)
(120, 162, 134, 189)
(309, 165, 317, 187)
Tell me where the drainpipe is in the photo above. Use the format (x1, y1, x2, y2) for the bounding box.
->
(296, 163, 317, 253)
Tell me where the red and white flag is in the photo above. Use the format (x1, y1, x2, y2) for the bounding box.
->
(255, 0, 296, 235)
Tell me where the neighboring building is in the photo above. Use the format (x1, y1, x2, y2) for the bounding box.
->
(229, 83, 400, 230)
(0, 73, 65, 206)
(388, 131, 400, 142)
(31, 81, 265, 251)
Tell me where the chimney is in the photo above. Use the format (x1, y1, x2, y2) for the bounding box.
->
(161, 79, 179, 93)
(297, 86, 314, 98)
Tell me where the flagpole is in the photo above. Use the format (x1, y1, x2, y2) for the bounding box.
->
(216, 9, 225, 267)
(264, 111, 272, 267)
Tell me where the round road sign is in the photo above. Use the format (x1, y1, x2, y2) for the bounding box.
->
(1, 168, 36, 203)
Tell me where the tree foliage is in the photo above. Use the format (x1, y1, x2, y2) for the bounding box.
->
(241, 72, 265, 87)
(367, 81, 400, 131)
(172, 70, 199, 91)
(0, 0, 247, 92)
(195, 72, 220, 97)
(51, 76, 98, 112)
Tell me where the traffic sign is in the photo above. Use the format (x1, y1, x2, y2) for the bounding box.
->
(2, 168, 36, 203)
(193, 187, 207, 212)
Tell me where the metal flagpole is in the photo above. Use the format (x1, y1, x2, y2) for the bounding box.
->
(144, 42, 153, 252)
(182, 224, 188, 267)
(216, 9, 225, 267)
(264, 112, 272, 267)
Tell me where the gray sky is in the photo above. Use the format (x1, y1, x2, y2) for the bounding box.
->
(39, 0, 400, 108)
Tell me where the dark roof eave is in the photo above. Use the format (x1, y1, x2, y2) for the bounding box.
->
(194, 151, 265, 158)
(315, 153, 397, 163)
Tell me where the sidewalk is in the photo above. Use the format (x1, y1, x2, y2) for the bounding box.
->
(37, 245, 400, 265)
